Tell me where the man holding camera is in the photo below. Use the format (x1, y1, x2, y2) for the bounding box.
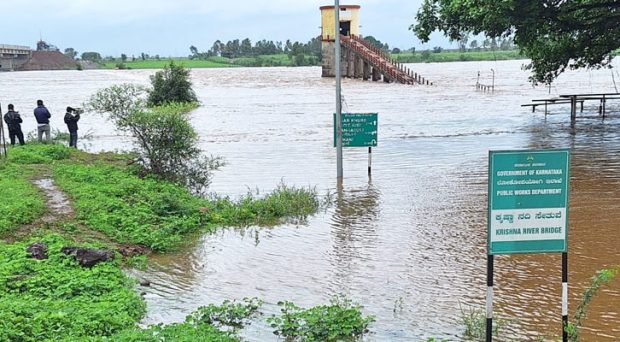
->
(3, 104, 25, 146)
(64, 107, 81, 148)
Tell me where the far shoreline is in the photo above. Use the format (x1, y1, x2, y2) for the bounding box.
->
(99, 49, 526, 70)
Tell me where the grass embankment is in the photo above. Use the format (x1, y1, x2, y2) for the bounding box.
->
(101, 50, 525, 70)
(392, 49, 526, 63)
(0, 144, 369, 341)
(102, 54, 310, 70)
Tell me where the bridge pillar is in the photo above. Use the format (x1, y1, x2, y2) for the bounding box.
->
(355, 55, 364, 79)
(347, 48, 355, 77)
(372, 67, 381, 81)
(321, 41, 336, 77)
(363, 61, 370, 80)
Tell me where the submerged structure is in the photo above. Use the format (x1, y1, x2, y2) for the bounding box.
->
(0, 45, 32, 71)
(0, 41, 77, 71)
(319, 5, 432, 85)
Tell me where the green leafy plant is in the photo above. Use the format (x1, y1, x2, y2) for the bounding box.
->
(566, 267, 619, 342)
(0, 235, 145, 341)
(186, 297, 263, 330)
(458, 303, 505, 340)
(147, 60, 198, 106)
(88, 86, 221, 195)
(267, 296, 375, 341)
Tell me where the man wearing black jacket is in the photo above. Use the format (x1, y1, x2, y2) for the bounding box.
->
(3, 104, 25, 146)
(64, 107, 80, 148)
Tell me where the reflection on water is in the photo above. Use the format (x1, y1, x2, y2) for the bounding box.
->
(3, 60, 620, 340)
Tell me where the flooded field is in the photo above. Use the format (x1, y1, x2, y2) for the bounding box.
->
(3, 59, 620, 340)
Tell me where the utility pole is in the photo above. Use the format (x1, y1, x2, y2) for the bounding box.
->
(335, 0, 343, 179)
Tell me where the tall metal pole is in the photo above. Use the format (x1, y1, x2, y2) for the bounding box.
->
(0, 103, 7, 158)
(335, 0, 343, 179)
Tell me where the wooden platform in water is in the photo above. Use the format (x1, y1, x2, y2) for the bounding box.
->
(522, 92, 620, 127)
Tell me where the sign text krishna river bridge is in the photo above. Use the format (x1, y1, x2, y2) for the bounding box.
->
(488, 149, 570, 254)
(486, 149, 571, 342)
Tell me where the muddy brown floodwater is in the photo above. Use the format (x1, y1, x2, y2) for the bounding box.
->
(3, 59, 620, 340)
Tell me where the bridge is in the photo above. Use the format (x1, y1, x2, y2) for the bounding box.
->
(319, 5, 432, 86)
(340, 35, 432, 85)
(0, 44, 32, 71)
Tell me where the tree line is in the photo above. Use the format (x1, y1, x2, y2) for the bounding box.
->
(188, 36, 323, 66)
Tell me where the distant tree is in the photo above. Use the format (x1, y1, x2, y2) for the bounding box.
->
(64, 48, 78, 59)
(409, 47, 416, 54)
(306, 36, 322, 60)
(458, 34, 469, 52)
(490, 38, 498, 50)
(363, 36, 390, 53)
(284, 39, 293, 53)
(412, 0, 620, 83)
(147, 61, 198, 106)
(469, 40, 478, 50)
(189, 45, 199, 59)
(209, 40, 223, 57)
(140, 52, 148, 61)
(482, 38, 490, 50)
(432, 46, 443, 53)
(121, 53, 128, 62)
(294, 53, 306, 66)
(241, 38, 253, 56)
(499, 38, 513, 50)
(421, 50, 432, 60)
(391, 47, 401, 54)
(81, 52, 102, 62)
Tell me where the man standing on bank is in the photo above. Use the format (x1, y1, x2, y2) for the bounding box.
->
(34, 99, 52, 143)
(3, 104, 25, 146)
(64, 107, 80, 148)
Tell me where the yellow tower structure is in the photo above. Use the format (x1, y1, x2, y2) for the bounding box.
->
(319, 5, 361, 41)
(319, 5, 360, 77)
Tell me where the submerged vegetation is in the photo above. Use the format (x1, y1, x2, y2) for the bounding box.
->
(267, 297, 375, 341)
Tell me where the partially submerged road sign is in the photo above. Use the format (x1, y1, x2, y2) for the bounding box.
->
(488, 149, 570, 254)
(333, 113, 378, 147)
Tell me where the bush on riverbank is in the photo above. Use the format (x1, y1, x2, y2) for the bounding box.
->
(0, 235, 145, 341)
(267, 297, 375, 341)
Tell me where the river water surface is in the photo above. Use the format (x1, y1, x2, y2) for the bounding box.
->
(3, 60, 620, 341)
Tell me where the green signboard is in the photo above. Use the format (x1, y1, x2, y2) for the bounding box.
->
(333, 113, 378, 147)
(488, 149, 570, 254)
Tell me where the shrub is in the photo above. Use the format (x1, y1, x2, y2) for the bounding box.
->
(88, 86, 222, 195)
(267, 297, 374, 341)
(147, 61, 198, 106)
(0, 235, 145, 341)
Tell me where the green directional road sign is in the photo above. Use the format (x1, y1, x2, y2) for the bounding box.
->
(334, 113, 378, 147)
(488, 149, 570, 254)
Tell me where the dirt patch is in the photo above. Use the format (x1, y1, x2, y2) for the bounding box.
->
(32, 178, 74, 222)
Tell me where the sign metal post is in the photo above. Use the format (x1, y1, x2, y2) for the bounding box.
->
(487, 149, 570, 341)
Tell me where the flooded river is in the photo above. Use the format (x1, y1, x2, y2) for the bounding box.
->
(3, 60, 620, 341)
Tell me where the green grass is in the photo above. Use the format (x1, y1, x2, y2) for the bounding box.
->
(0, 144, 330, 340)
(267, 297, 375, 341)
(52, 162, 209, 251)
(101, 58, 233, 69)
(0, 235, 146, 341)
(0, 163, 46, 234)
(102, 54, 320, 69)
(393, 49, 526, 63)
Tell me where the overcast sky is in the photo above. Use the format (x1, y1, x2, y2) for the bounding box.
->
(1, 0, 454, 57)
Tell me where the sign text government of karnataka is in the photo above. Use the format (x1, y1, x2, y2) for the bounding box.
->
(488, 150, 570, 254)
